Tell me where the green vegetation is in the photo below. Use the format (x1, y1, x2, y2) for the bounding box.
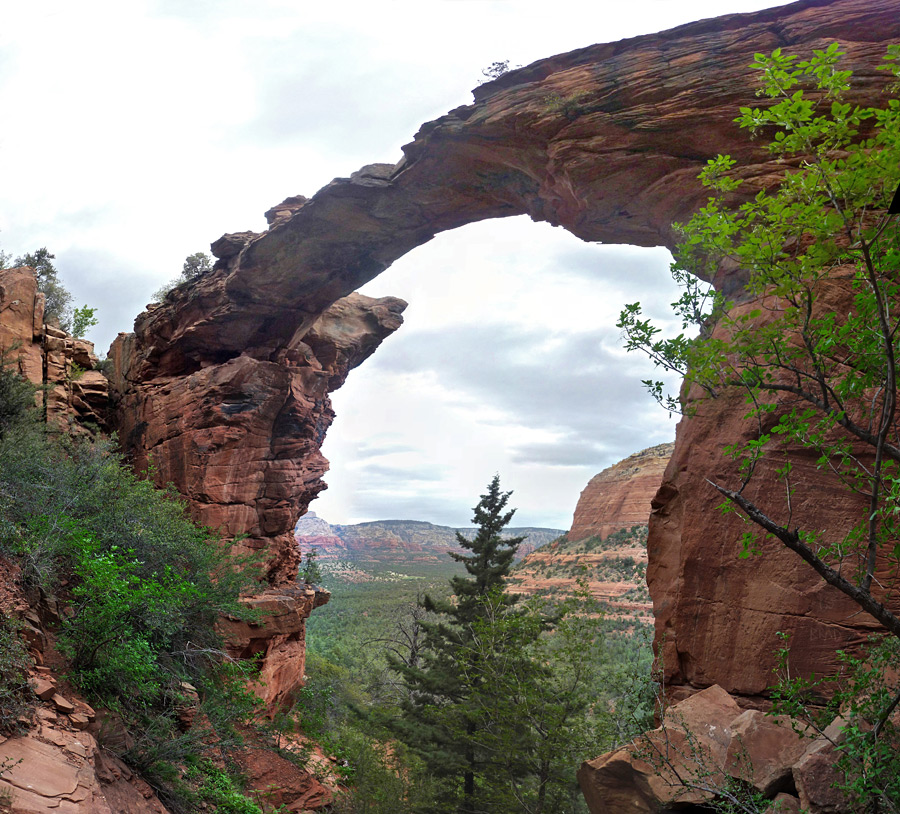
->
(299, 546, 323, 584)
(620, 44, 900, 811)
(771, 633, 900, 811)
(153, 251, 213, 302)
(0, 362, 265, 811)
(71, 305, 98, 338)
(0, 614, 33, 735)
(303, 479, 655, 814)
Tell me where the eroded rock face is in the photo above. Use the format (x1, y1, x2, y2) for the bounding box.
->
(110, 292, 406, 584)
(218, 585, 330, 708)
(569, 443, 674, 543)
(0, 267, 108, 432)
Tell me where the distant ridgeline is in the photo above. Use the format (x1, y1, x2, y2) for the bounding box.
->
(294, 513, 564, 581)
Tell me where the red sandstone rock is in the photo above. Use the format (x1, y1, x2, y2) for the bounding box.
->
(792, 718, 853, 814)
(579, 687, 850, 814)
(0, 267, 108, 433)
(218, 586, 330, 708)
(578, 685, 743, 812)
(234, 743, 332, 811)
(725, 710, 809, 797)
(765, 794, 802, 813)
(0, 729, 169, 813)
(31, 676, 56, 701)
(568, 443, 673, 543)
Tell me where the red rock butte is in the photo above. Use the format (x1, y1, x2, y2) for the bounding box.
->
(101, 0, 900, 709)
(569, 442, 674, 543)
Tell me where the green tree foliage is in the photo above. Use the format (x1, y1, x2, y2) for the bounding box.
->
(373, 477, 650, 813)
(71, 305, 98, 338)
(14, 248, 74, 331)
(619, 43, 900, 637)
(153, 251, 213, 302)
(386, 475, 524, 813)
(299, 546, 323, 584)
(619, 44, 900, 812)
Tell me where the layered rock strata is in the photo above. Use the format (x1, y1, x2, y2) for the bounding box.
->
(109, 292, 405, 584)
(568, 443, 674, 543)
(0, 266, 108, 431)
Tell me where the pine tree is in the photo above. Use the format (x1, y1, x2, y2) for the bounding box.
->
(386, 475, 526, 814)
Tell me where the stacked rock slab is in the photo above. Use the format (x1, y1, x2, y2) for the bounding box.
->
(577, 685, 848, 813)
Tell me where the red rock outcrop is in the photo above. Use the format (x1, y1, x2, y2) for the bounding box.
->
(218, 585, 330, 708)
(0, 267, 108, 432)
(577, 685, 838, 814)
(569, 443, 674, 543)
(109, 291, 405, 585)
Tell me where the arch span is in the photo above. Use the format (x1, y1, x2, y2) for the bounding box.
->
(110, 0, 900, 704)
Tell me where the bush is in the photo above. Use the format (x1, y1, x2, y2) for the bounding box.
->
(0, 614, 33, 734)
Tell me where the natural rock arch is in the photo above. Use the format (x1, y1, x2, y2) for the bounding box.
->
(108, 0, 900, 704)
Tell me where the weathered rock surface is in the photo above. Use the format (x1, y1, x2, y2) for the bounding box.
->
(0, 722, 169, 814)
(218, 585, 330, 708)
(0, 267, 108, 432)
(578, 685, 837, 814)
(568, 443, 674, 543)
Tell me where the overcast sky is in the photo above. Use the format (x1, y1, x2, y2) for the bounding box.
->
(0, 0, 787, 529)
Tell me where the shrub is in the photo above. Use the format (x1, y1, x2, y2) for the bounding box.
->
(0, 614, 33, 734)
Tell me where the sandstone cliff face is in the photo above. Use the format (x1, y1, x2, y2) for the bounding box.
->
(104, 0, 900, 711)
(110, 292, 405, 586)
(0, 267, 108, 432)
(568, 443, 674, 543)
(511, 444, 672, 621)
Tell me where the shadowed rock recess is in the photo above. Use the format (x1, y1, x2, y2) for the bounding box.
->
(105, 0, 900, 719)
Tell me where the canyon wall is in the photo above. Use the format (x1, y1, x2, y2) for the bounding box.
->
(103, 0, 900, 707)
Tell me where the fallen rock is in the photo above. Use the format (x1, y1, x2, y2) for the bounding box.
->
(579, 685, 743, 812)
(725, 710, 810, 797)
(579, 687, 846, 814)
(31, 676, 56, 701)
(50, 693, 74, 714)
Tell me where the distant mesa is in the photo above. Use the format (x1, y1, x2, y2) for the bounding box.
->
(510, 443, 673, 622)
